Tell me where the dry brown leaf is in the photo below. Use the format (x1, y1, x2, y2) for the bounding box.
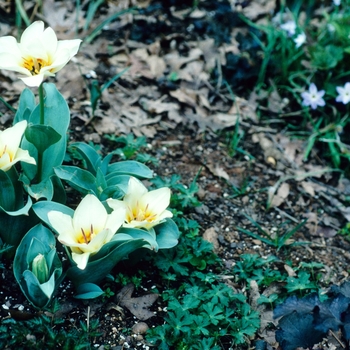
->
(116, 283, 158, 321)
(164, 47, 202, 71)
(300, 181, 315, 197)
(198, 38, 219, 71)
(170, 89, 197, 107)
(240, 0, 276, 20)
(202, 227, 219, 251)
(146, 55, 166, 78)
(139, 97, 179, 114)
(303, 212, 318, 235)
(284, 264, 297, 277)
(42, 0, 77, 38)
(206, 164, 230, 181)
(228, 96, 258, 123)
(269, 182, 290, 208)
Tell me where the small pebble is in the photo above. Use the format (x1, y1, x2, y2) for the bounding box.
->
(131, 322, 149, 335)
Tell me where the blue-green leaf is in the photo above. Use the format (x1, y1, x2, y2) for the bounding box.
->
(25, 124, 61, 154)
(75, 283, 104, 299)
(154, 219, 180, 249)
(21, 83, 70, 180)
(14, 88, 36, 123)
(107, 160, 153, 179)
(69, 142, 102, 175)
(67, 239, 146, 286)
(54, 165, 98, 196)
(33, 201, 74, 228)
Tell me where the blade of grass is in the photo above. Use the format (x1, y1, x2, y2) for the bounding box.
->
(235, 226, 275, 247)
(15, 0, 31, 27)
(84, 8, 136, 45)
(0, 96, 16, 113)
(277, 219, 308, 251)
(84, 0, 105, 31)
(243, 214, 272, 238)
(101, 67, 130, 92)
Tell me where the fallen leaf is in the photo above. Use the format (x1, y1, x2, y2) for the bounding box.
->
(202, 227, 219, 251)
(300, 181, 315, 197)
(269, 182, 290, 208)
(116, 283, 158, 320)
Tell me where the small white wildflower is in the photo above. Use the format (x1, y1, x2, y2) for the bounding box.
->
(301, 83, 325, 110)
(333, 0, 341, 6)
(336, 83, 350, 104)
(294, 32, 306, 48)
(280, 20, 297, 36)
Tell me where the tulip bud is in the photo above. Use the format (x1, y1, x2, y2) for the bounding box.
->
(32, 254, 49, 284)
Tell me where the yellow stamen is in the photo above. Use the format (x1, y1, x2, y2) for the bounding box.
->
(22, 57, 48, 76)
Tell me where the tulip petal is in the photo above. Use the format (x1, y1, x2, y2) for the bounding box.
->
(20, 74, 45, 87)
(87, 229, 113, 253)
(105, 205, 126, 233)
(0, 53, 29, 75)
(140, 187, 171, 214)
(20, 20, 44, 46)
(41, 27, 57, 58)
(72, 252, 91, 270)
(0, 36, 22, 56)
(0, 153, 11, 171)
(12, 148, 36, 166)
(1, 121, 27, 155)
(73, 194, 108, 234)
(48, 211, 76, 239)
(124, 177, 148, 209)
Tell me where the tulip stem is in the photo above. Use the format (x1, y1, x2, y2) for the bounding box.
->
(38, 83, 45, 125)
(36, 83, 45, 182)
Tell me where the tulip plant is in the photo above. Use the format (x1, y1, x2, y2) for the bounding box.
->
(0, 21, 180, 306)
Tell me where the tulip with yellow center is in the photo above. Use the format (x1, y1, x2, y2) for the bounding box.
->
(0, 21, 81, 87)
(47, 194, 126, 270)
(0, 120, 36, 171)
(107, 177, 173, 230)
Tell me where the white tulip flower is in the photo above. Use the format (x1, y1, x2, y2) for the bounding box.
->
(107, 177, 173, 230)
(48, 194, 126, 270)
(0, 120, 36, 171)
(0, 21, 81, 87)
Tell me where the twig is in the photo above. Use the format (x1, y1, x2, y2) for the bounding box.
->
(330, 329, 345, 348)
(274, 207, 299, 223)
(87, 305, 90, 332)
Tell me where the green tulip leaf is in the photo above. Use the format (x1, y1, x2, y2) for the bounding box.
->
(14, 224, 62, 309)
(26, 237, 47, 265)
(0, 167, 26, 211)
(32, 201, 74, 229)
(154, 218, 180, 249)
(75, 283, 104, 299)
(14, 88, 36, 123)
(25, 124, 61, 154)
(22, 270, 51, 308)
(67, 239, 146, 286)
(100, 185, 126, 201)
(96, 168, 107, 193)
(21, 175, 54, 201)
(0, 195, 32, 216)
(92, 234, 135, 260)
(118, 227, 158, 251)
(107, 160, 153, 179)
(54, 165, 99, 196)
(21, 83, 70, 181)
(69, 142, 102, 175)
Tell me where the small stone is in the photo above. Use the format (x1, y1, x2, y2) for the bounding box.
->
(131, 322, 149, 335)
